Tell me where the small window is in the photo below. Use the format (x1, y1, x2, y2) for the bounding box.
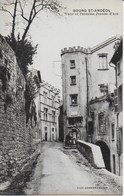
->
(70, 94, 78, 105)
(98, 112, 105, 133)
(44, 108, 48, 120)
(111, 123, 115, 141)
(43, 91, 47, 104)
(52, 128, 54, 132)
(45, 126, 47, 131)
(70, 76, 76, 85)
(70, 60, 75, 69)
(68, 117, 82, 125)
(98, 54, 108, 69)
(52, 110, 55, 122)
(98, 84, 108, 94)
(118, 84, 122, 112)
(51, 95, 55, 107)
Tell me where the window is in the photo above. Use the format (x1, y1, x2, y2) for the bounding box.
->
(51, 95, 55, 107)
(114, 89, 118, 113)
(111, 123, 115, 141)
(70, 76, 76, 85)
(118, 84, 122, 112)
(70, 60, 75, 69)
(45, 126, 47, 131)
(70, 94, 78, 105)
(98, 84, 108, 94)
(44, 108, 48, 120)
(117, 127, 123, 154)
(68, 117, 82, 125)
(98, 113, 105, 133)
(52, 128, 54, 132)
(43, 91, 47, 104)
(52, 111, 55, 122)
(98, 54, 108, 69)
(113, 155, 116, 174)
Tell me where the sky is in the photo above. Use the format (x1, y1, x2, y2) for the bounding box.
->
(0, 0, 123, 96)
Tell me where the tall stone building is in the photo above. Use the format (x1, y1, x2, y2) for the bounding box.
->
(110, 39, 123, 175)
(40, 81, 60, 141)
(61, 35, 122, 175)
(61, 47, 91, 143)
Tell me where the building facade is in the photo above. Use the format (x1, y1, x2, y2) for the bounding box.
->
(110, 39, 123, 175)
(61, 36, 120, 141)
(40, 80, 60, 141)
(61, 47, 89, 143)
(61, 35, 122, 175)
(27, 69, 42, 143)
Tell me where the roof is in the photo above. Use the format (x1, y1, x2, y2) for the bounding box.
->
(90, 35, 121, 53)
(61, 35, 122, 55)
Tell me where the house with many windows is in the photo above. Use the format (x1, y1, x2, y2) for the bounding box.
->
(40, 80, 60, 141)
(61, 35, 122, 175)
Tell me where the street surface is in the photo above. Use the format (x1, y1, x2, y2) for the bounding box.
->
(24, 142, 122, 195)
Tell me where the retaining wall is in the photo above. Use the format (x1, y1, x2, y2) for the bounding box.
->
(77, 140, 105, 168)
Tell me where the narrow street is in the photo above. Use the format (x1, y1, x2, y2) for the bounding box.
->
(24, 142, 122, 195)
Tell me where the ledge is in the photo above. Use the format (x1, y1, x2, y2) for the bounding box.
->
(77, 140, 105, 169)
(97, 68, 109, 71)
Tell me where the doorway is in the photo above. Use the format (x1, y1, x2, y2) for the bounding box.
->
(45, 132, 47, 141)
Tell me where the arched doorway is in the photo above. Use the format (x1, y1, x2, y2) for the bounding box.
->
(95, 141, 111, 172)
(65, 128, 81, 146)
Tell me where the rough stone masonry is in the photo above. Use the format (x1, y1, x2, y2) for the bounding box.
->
(0, 34, 37, 183)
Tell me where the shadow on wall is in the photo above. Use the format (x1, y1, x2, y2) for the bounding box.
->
(95, 141, 111, 172)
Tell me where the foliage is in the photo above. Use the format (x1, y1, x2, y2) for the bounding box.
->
(5, 35, 38, 75)
(0, 0, 64, 75)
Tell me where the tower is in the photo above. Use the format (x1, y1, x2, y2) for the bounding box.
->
(61, 46, 89, 143)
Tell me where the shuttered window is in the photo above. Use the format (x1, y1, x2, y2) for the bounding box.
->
(114, 89, 118, 113)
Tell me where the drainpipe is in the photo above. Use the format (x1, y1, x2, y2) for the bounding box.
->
(109, 62, 120, 175)
(85, 57, 89, 141)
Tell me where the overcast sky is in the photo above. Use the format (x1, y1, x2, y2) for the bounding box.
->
(0, 0, 123, 96)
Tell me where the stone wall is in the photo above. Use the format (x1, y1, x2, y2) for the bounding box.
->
(0, 35, 37, 183)
(77, 140, 105, 169)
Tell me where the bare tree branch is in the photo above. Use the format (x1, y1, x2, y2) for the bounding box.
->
(0, 3, 15, 6)
(18, 0, 29, 22)
(0, 7, 13, 17)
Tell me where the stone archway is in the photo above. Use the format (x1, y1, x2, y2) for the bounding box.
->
(95, 141, 111, 172)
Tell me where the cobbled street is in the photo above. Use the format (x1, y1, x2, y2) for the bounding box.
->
(23, 142, 122, 195)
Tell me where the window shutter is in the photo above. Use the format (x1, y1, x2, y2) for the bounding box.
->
(114, 89, 118, 113)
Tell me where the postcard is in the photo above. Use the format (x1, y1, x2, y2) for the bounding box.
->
(0, 0, 123, 195)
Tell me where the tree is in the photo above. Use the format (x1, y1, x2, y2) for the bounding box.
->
(0, 0, 64, 42)
(0, 0, 64, 75)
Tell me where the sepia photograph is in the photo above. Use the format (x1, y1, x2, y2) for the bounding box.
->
(0, 0, 123, 195)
